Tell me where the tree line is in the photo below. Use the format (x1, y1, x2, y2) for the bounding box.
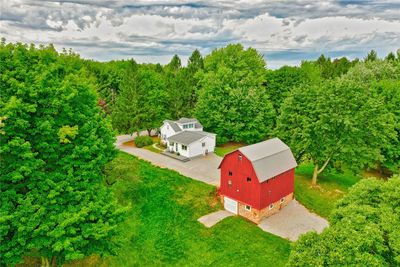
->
(104, 44, 399, 183)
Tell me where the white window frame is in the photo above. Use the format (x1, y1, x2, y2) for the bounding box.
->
(238, 154, 242, 161)
(269, 204, 274, 210)
(245, 205, 251, 211)
(181, 144, 187, 150)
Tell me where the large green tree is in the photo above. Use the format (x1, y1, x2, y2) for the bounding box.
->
(0, 42, 125, 266)
(112, 63, 169, 135)
(288, 177, 400, 266)
(275, 78, 395, 185)
(195, 44, 275, 144)
(343, 60, 400, 174)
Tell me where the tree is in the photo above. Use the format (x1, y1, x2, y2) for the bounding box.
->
(385, 51, 396, 62)
(0, 42, 125, 266)
(288, 177, 400, 266)
(187, 49, 204, 72)
(166, 54, 181, 72)
(275, 79, 395, 185)
(195, 44, 275, 144)
(343, 60, 400, 174)
(365, 49, 378, 62)
(112, 64, 169, 136)
(265, 66, 309, 114)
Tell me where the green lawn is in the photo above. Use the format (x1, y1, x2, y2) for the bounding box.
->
(214, 142, 245, 157)
(294, 163, 361, 218)
(143, 143, 163, 153)
(92, 152, 290, 266)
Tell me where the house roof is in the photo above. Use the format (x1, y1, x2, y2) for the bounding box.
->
(176, 117, 198, 124)
(167, 131, 212, 145)
(219, 138, 297, 183)
(164, 120, 182, 132)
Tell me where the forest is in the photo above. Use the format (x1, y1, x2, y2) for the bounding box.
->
(1, 39, 399, 266)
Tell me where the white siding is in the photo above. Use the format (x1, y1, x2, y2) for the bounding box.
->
(187, 135, 216, 158)
(160, 122, 178, 143)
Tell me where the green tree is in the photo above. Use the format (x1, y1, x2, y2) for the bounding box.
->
(365, 49, 378, 62)
(343, 60, 400, 174)
(112, 64, 168, 135)
(275, 79, 395, 185)
(288, 177, 400, 266)
(0, 42, 125, 266)
(265, 66, 309, 114)
(195, 44, 275, 144)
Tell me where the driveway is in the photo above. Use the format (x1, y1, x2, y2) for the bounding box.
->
(116, 135, 221, 186)
(258, 199, 329, 241)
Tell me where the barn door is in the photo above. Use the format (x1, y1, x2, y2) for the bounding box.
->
(224, 197, 238, 214)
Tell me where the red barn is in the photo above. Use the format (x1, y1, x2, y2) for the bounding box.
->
(218, 138, 297, 223)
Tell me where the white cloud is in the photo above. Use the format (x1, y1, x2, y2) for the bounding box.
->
(1, 0, 399, 67)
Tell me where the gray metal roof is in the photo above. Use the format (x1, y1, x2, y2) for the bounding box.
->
(238, 138, 297, 182)
(164, 120, 182, 132)
(167, 131, 208, 145)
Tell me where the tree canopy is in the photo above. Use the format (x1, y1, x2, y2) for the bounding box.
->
(195, 44, 275, 144)
(0, 42, 125, 266)
(275, 78, 396, 184)
(289, 177, 400, 266)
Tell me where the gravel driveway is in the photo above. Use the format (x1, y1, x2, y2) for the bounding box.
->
(116, 135, 221, 186)
(258, 199, 329, 241)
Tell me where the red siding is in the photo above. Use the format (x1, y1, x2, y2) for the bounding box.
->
(219, 150, 295, 210)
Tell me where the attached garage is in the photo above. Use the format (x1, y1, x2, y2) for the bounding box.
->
(224, 197, 238, 214)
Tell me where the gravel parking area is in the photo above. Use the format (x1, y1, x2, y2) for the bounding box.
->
(258, 199, 329, 241)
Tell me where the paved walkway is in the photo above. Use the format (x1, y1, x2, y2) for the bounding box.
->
(116, 135, 221, 186)
(258, 199, 329, 241)
(197, 210, 234, 228)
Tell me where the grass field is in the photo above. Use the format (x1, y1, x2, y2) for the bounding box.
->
(214, 142, 245, 157)
(95, 152, 290, 266)
(294, 163, 361, 218)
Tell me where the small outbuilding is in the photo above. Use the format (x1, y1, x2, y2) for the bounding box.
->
(218, 138, 297, 223)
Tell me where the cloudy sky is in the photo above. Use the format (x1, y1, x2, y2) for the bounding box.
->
(1, 0, 400, 68)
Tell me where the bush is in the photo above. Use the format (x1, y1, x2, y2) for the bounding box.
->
(135, 136, 153, 148)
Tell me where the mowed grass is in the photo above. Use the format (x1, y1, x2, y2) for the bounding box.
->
(94, 152, 290, 266)
(294, 163, 361, 218)
(215, 142, 245, 157)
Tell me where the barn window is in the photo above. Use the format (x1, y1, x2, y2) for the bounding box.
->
(245, 205, 251, 211)
(238, 154, 242, 161)
(280, 198, 285, 203)
(228, 180, 232, 187)
(247, 177, 251, 182)
(228, 171, 232, 176)
(269, 204, 274, 210)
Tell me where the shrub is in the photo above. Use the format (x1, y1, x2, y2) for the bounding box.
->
(135, 136, 153, 148)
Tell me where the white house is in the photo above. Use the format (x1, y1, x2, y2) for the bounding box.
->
(159, 118, 203, 144)
(160, 118, 216, 158)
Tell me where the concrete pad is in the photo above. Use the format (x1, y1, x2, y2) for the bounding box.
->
(198, 210, 234, 228)
(258, 199, 329, 241)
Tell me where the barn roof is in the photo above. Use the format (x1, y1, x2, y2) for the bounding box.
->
(167, 131, 212, 145)
(219, 138, 297, 183)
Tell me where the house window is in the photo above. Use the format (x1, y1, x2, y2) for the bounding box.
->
(245, 205, 251, 211)
(247, 177, 251, 182)
(228, 171, 232, 176)
(167, 125, 169, 130)
(280, 198, 285, 204)
(269, 204, 274, 210)
(181, 145, 187, 150)
(202, 142, 205, 147)
(170, 142, 174, 146)
(228, 180, 232, 187)
(238, 154, 242, 161)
